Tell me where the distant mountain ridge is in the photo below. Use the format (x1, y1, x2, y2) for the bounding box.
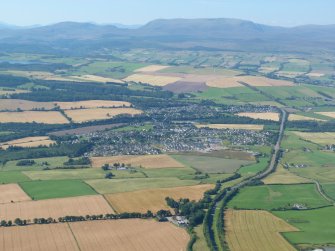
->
(0, 18, 334, 54)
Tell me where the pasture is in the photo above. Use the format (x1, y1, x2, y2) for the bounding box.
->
(228, 184, 330, 210)
(292, 131, 335, 145)
(123, 73, 181, 86)
(225, 210, 297, 251)
(0, 171, 30, 184)
(195, 123, 264, 131)
(0, 111, 69, 124)
(105, 184, 213, 213)
(321, 183, 335, 200)
(23, 169, 107, 180)
(238, 157, 268, 176)
(263, 164, 311, 184)
(64, 107, 142, 123)
(91, 154, 185, 169)
(0, 136, 55, 150)
(20, 180, 97, 200)
(86, 177, 200, 194)
(69, 219, 189, 251)
(315, 112, 335, 119)
(234, 75, 294, 87)
(2, 156, 70, 171)
(288, 114, 326, 121)
(275, 207, 335, 246)
(237, 112, 280, 121)
(0, 195, 114, 221)
(171, 154, 254, 174)
(0, 184, 31, 204)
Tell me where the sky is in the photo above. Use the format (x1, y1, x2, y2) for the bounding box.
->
(0, 0, 334, 27)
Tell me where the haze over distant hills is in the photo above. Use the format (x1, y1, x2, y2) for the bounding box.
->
(0, 18, 335, 54)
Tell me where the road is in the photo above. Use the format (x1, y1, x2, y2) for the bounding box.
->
(206, 109, 287, 251)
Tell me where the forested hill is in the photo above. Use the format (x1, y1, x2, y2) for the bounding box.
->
(1, 18, 335, 53)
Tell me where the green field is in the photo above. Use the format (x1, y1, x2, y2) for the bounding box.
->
(275, 207, 335, 245)
(0, 171, 30, 184)
(71, 61, 147, 79)
(2, 156, 70, 171)
(20, 180, 97, 200)
(23, 168, 107, 180)
(228, 184, 330, 210)
(321, 183, 335, 200)
(238, 157, 268, 176)
(171, 154, 254, 174)
(86, 177, 200, 194)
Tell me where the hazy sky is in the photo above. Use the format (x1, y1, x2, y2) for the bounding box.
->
(1, 0, 334, 27)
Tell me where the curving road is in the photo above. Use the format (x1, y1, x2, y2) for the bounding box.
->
(206, 109, 287, 251)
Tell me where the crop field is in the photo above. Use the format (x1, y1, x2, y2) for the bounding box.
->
(315, 111, 335, 119)
(0, 195, 114, 221)
(135, 64, 170, 72)
(86, 177, 200, 194)
(292, 131, 335, 145)
(0, 184, 31, 203)
(55, 100, 131, 109)
(20, 180, 97, 200)
(69, 219, 189, 251)
(171, 154, 254, 173)
(0, 99, 131, 111)
(160, 66, 241, 76)
(237, 112, 280, 121)
(91, 154, 185, 169)
(0, 99, 55, 111)
(263, 164, 311, 184)
(195, 123, 264, 130)
(206, 77, 244, 88)
(64, 107, 142, 123)
(0, 171, 30, 184)
(105, 184, 213, 213)
(274, 207, 335, 246)
(23, 168, 107, 180)
(228, 184, 330, 210)
(69, 74, 124, 83)
(225, 209, 298, 251)
(234, 76, 294, 87)
(225, 210, 297, 251)
(0, 111, 69, 124)
(0, 223, 80, 251)
(0, 88, 29, 96)
(123, 73, 182, 86)
(288, 114, 326, 121)
(0, 136, 55, 150)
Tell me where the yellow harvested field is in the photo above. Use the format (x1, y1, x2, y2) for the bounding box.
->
(123, 74, 181, 86)
(0, 99, 55, 111)
(206, 77, 244, 88)
(0, 89, 29, 95)
(205, 76, 293, 88)
(0, 223, 80, 251)
(237, 112, 280, 122)
(196, 123, 264, 131)
(288, 114, 325, 121)
(263, 164, 311, 184)
(91, 154, 185, 169)
(105, 184, 213, 213)
(292, 131, 335, 145)
(69, 74, 124, 84)
(0, 136, 55, 150)
(0, 111, 69, 124)
(55, 100, 131, 110)
(70, 219, 190, 251)
(0, 195, 114, 221)
(64, 108, 142, 123)
(5, 70, 76, 82)
(135, 65, 170, 72)
(316, 112, 335, 119)
(0, 99, 131, 111)
(225, 210, 298, 251)
(306, 72, 325, 77)
(0, 184, 31, 204)
(237, 76, 294, 87)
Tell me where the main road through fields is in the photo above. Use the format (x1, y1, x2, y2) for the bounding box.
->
(206, 108, 287, 251)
